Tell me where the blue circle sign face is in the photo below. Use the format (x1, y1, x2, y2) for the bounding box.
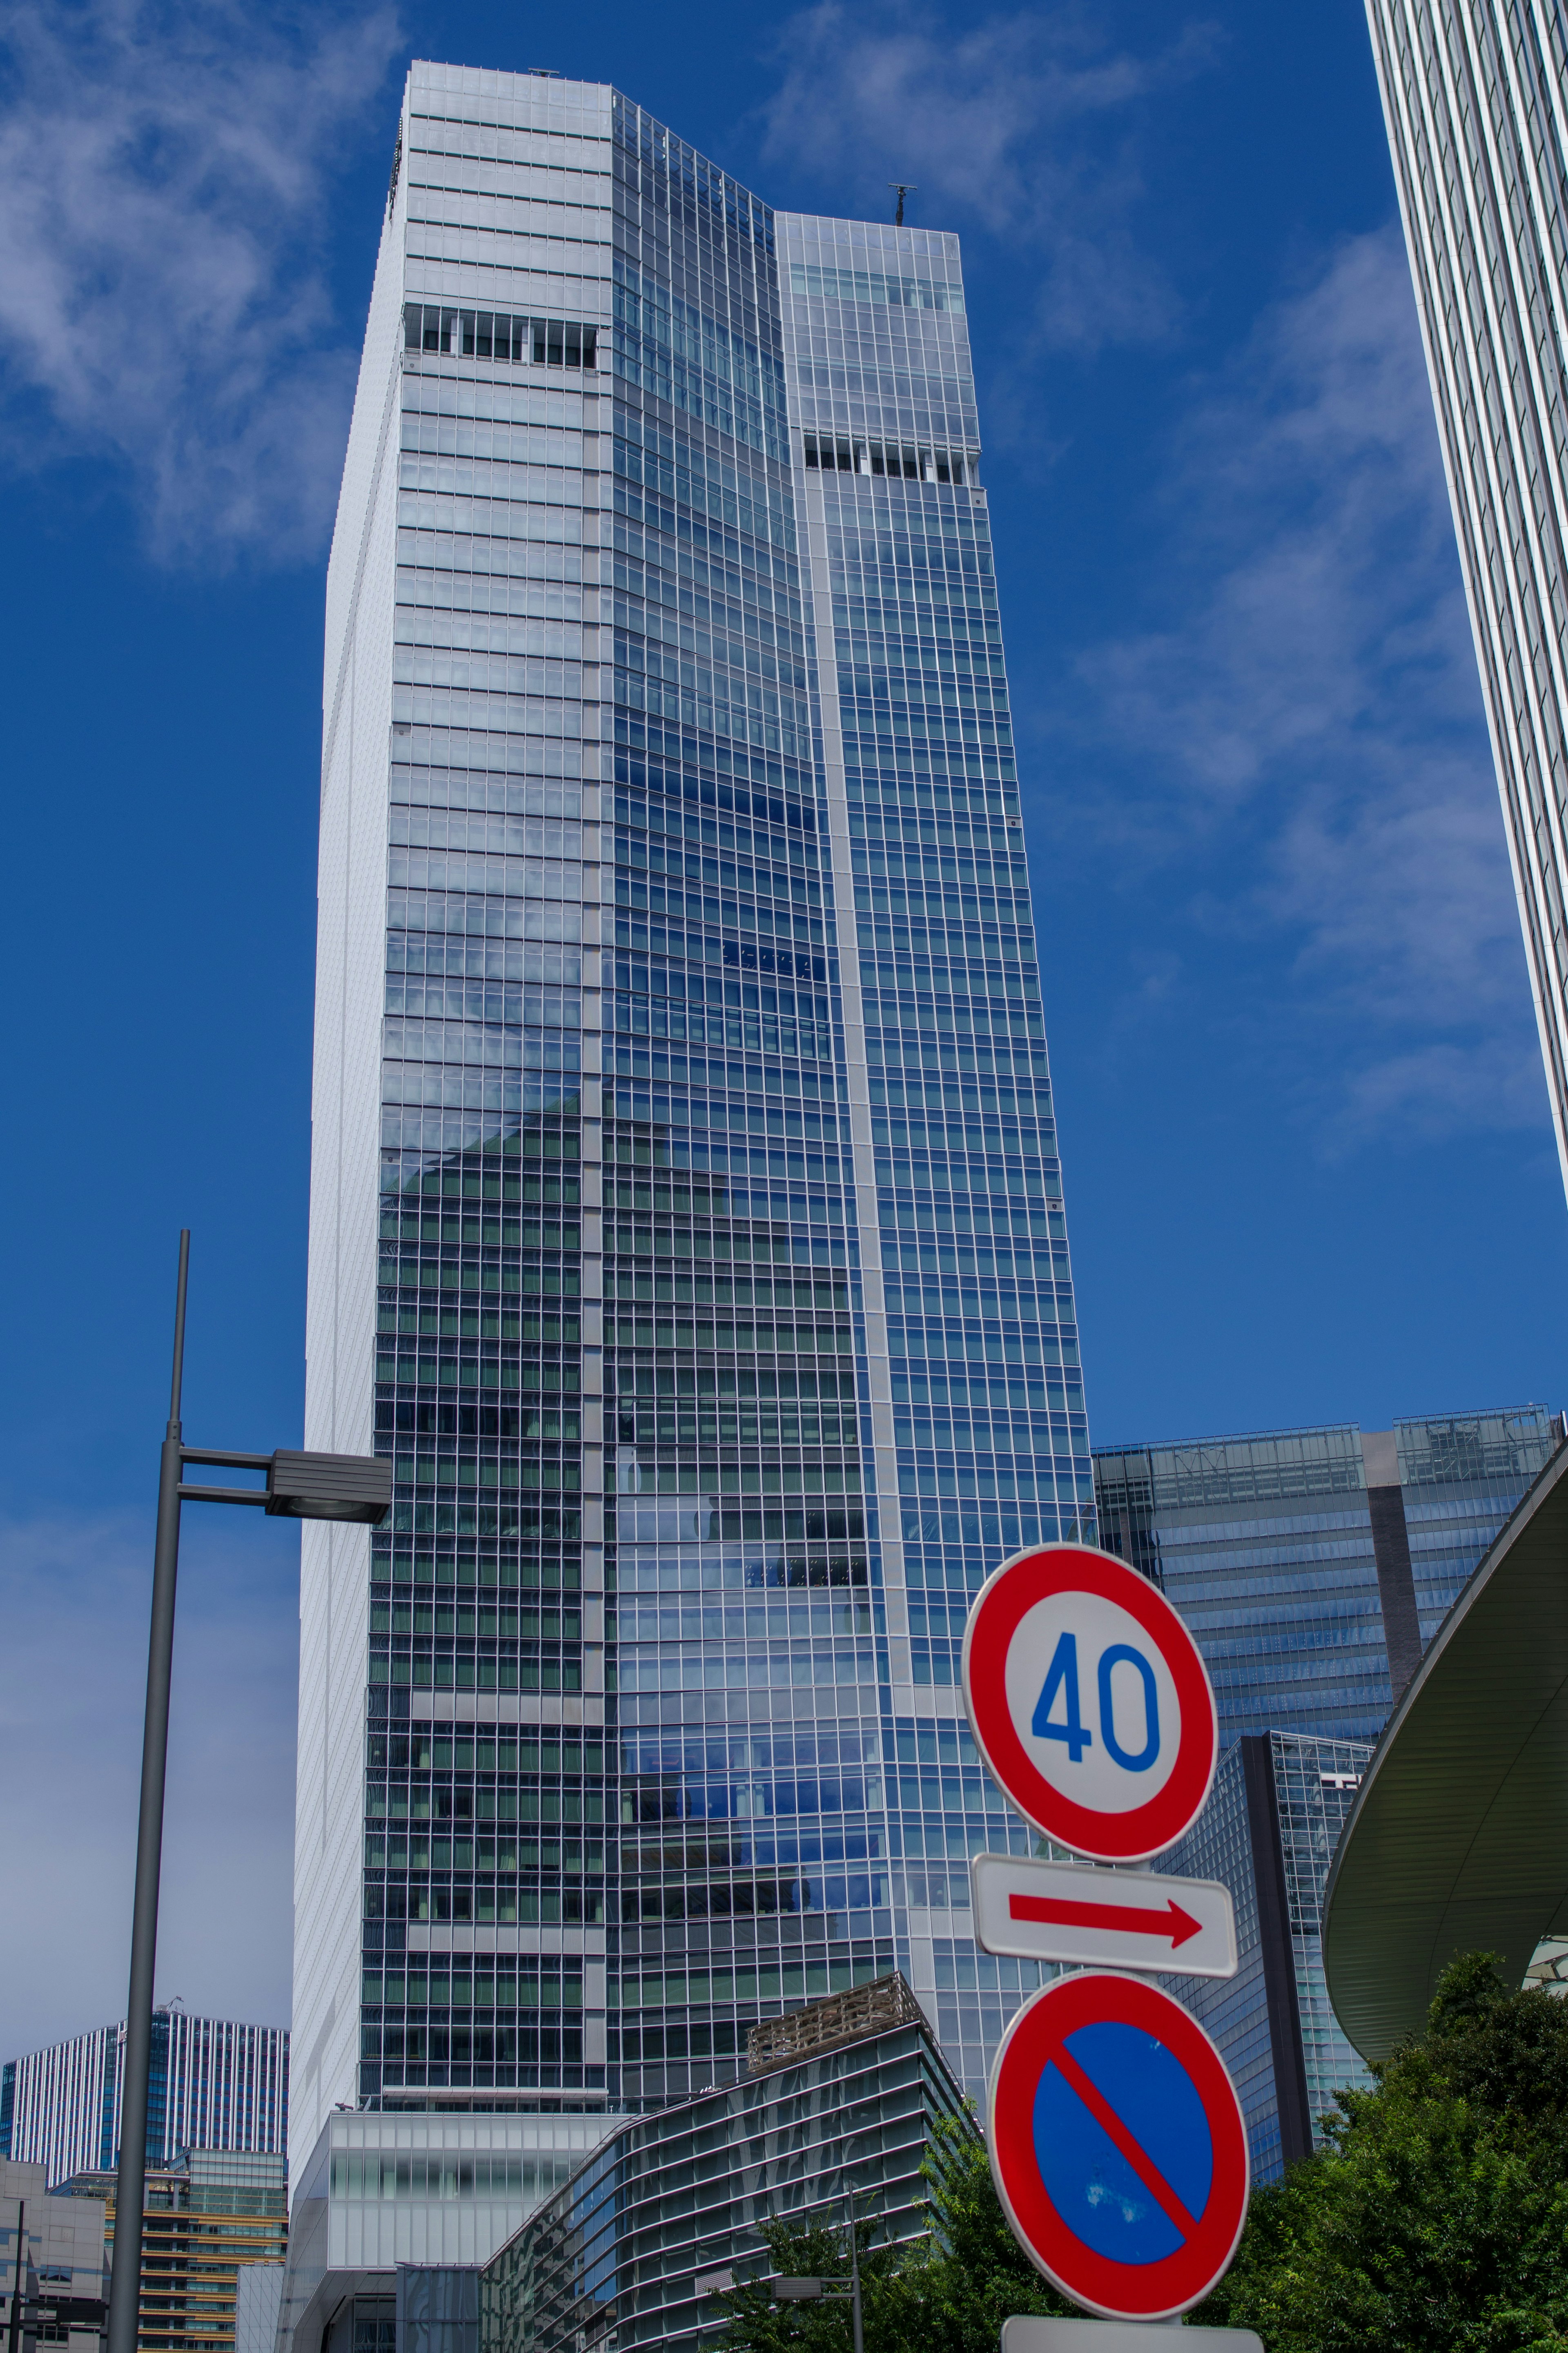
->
(989, 1972, 1250, 2319)
(1033, 2018, 1215, 2266)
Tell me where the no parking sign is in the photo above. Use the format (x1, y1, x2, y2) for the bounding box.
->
(989, 1972, 1251, 2320)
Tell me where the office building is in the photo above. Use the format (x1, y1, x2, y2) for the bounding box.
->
(274, 2110, 617, 2353)
(479, 1974, 970, 2353)
(1094, 1407, 1558, 1743)
(59, 2150, 287, 2353)
(1365, 0, 1568, 1192)
(0, 2013, 287, 2187)
(0, 2157, 109, 2353)
(1162, 1732, 1374, 2184)
(293, 56, 1085, 2301)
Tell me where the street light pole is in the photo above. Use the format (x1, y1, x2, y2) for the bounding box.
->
(844, 2190, 864, 2353)
(104, 1234, 391, 2353)
(107, 1234, 189, 2353)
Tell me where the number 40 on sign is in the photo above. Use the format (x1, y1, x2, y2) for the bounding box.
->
(962, 1545, 1220, 1867)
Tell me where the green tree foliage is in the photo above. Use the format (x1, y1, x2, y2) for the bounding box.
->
(1201, 1952, 1568, 2351)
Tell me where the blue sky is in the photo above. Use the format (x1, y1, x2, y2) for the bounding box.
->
(2, 0, 1564, 2063)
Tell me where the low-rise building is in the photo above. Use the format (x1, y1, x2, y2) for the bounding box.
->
(477, 1974, 971, 2353)
(0, 2157, 109, 2353)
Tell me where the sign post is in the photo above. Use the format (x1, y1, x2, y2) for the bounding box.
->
(959, 1541, 1256, 2336)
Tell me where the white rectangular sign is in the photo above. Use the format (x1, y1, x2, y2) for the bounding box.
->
(1002, 2321, 1262, 2353)
(970, 1852, 1238, 1978)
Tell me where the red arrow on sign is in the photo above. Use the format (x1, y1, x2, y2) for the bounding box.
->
(1008, 1892, 1203, 1949)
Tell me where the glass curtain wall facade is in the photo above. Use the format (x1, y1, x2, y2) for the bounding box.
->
(297, 60, 1085, 2213)
(479, 2010, 971, 2353)
(0, 2015, 288, 2185)
(1093, 1407, 1558, 1742)
(1365, 0, 1568, 1196)
(1163, 1733, 1373, 2185)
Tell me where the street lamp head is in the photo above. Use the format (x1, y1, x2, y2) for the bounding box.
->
(771, 2281, 824, 2301)
(265, 1450, 392, 1524)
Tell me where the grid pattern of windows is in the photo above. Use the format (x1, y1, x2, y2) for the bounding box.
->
(0, 2016, 287, 2183)
(361, 73, 609, 2110)
(779, 210, 1089, 2094)
(305, 62, 1087, 2166)
(606, 94, 897, 2116)
(1094, 1408, 1558, 1742)
(1367, 0, 1568, 1193)
(1164, 1733, 1373, 2184)
(480, 2022, 971, 2353)
(1271, 1733, 1374, 2146)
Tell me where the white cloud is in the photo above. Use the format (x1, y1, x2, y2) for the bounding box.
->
(1069, 227, 1546, 1146)
(0, 0, 403, 564)
(759, 0, 1218, 351)
(0, 1508, 297, 2065)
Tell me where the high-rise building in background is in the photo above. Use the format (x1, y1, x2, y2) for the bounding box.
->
(290, 57, 1085, 2331)
(58, 2150, 288, 2353)
(1094, 1405, 1560, 2178)
(0, 2012, 287, 2188)
(480, 1975, 971, 2353)
(1094, 1407, 1559, 1743)
(1365, 0, 1568, 1192)
(1163, 1731, 1374, 2184)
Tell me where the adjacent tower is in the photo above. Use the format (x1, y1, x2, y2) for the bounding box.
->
(294, 64, 1088, 2288)
(1365, 0, 1568, 1191)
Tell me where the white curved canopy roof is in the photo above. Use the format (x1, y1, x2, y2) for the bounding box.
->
(1323, 1433, 1568, 2060)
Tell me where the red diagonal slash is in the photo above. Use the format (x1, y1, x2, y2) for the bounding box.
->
(1047, 2038, 1201, 2241)
(1009, 1893, 1202, 1949)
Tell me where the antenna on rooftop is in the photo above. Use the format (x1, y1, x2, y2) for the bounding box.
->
(888, 183, 917, 227)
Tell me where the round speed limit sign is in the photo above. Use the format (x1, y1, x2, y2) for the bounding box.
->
(962, 1543, 1218, 1860)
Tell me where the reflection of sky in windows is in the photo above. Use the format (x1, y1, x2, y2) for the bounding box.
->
(345, 66, 1091, 2130)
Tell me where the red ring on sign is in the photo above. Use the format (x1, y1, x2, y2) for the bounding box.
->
(962, 1543, 1217, 1860)
(988, 1972, 1250, 2319)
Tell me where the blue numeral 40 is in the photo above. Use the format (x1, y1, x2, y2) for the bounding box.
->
(1030, 1633, 1160, 1772)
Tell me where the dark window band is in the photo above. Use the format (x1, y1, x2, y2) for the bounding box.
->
(404, 304, 598, 369)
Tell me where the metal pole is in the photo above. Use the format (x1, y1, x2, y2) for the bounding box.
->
(7, 2197, 25, 2353)
(844, 2190, 863, 2353)
(107, 1233, 190, 2353)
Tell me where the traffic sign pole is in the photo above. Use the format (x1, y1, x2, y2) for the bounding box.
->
(960, 1543, 1250, 2323)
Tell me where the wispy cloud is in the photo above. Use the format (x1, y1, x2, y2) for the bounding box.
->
(759, 0, 1219, 351)
(0, 0, 403, 564)
(1069, 227, 1545, 1148)
(0, 1508, 297, 2063)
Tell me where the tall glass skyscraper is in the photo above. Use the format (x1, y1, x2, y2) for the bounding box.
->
(1365, 0, 1568, 1190)
(290, 61, 1087, 2315)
